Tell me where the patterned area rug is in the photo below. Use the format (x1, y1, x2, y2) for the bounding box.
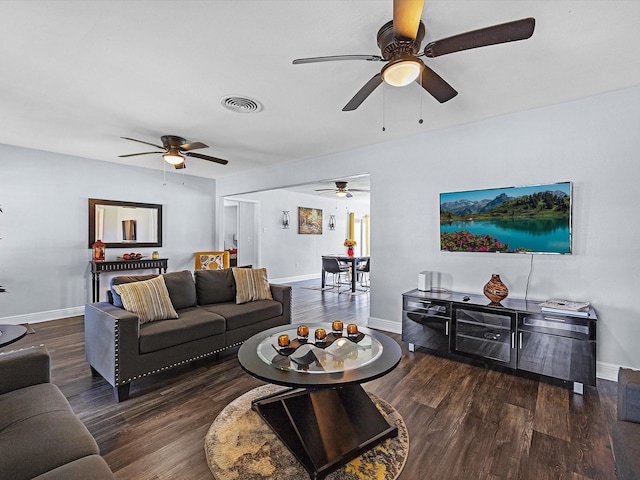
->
(205, 384, 409, 480)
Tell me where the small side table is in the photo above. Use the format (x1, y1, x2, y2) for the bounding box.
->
(0, 324, 28, 348)
(90, 258, 168, 302)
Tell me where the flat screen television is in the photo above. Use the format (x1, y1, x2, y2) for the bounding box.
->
(440, 182, 572, 254)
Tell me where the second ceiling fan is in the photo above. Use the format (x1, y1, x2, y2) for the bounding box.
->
(293, 0, 535, 111)
(119, 135, 229, 169)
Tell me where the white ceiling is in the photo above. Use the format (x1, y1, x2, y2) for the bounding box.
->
(1, 1, 640, 181)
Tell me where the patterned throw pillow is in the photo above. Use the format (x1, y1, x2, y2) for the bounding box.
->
(113, 275, 178, 324)
(110, 274, 157, 308)
(232, 267, 273, 304)
(199, 254, 225, 270)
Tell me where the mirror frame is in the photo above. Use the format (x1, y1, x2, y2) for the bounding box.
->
(88, 198, 163, 249)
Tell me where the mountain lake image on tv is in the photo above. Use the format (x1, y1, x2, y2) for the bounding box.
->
(440, 182, 572, 254)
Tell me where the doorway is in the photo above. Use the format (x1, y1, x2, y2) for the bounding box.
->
(223, 198, 260, 268)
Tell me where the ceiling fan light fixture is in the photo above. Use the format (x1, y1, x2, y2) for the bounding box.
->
(163, 153, 184, 165)
(336, 190, 347, 197)
(381, 58, 422, 87)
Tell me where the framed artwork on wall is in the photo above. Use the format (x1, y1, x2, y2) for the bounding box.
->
(298, 207, 323, 235)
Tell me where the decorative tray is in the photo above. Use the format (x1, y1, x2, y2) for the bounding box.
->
(273, 332, 365, 356)
(257, 326, 381, 374)
(117, 256, 146, 261)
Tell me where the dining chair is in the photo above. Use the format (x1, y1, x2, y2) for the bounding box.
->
(195, 251, 230, 270)
(322, 257, 350, 293)
(356, 258, 370, 290)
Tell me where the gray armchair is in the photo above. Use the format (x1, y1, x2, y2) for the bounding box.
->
(612, 368, 640, 479)
(0, 346, 115, 479)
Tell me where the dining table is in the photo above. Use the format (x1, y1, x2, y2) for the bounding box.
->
(321, 255, 369, 293)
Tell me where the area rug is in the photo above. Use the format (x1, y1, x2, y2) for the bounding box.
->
(205, 384, 408, 480)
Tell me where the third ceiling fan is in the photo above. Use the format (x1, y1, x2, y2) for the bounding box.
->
(315, 181, 370, 198)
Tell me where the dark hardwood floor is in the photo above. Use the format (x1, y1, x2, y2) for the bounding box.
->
(2, 281, 618, 479)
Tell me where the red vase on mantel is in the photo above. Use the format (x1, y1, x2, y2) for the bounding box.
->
(347, 247, 354, 257)
(92, 239, 106, 262)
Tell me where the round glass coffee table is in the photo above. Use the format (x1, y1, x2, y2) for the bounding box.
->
(238, 323, 401, 480)
(0, 324, 27, 348)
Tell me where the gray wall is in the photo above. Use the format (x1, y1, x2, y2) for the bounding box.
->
(217, 85, 640, 377)
(1, 85, 638, 377)
(0, 145, 216, 320)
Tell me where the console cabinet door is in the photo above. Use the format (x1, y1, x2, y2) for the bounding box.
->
(402, 297, 451, 354)
(517, 314, 596, 386)
(452, 305, 516, 368)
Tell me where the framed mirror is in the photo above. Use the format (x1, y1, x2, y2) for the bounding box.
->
(88, 198, 163, 248)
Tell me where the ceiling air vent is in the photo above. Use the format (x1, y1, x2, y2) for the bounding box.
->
(220, 96, 263, 113)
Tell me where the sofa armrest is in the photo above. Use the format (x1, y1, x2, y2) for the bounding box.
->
(0, 345, 50, 395)
(618, 367, 640, 423)
(270, 284, 292, 324)
(84, 302, 140, 387)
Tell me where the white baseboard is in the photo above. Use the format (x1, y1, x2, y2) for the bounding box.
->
(596, 361, 620, 382)
(367, 316, 402, 334)
(0, 306, 625, 384)
(271, 273, 320, 284)
(0, 306, 84, 325)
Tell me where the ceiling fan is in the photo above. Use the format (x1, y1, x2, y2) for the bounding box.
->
(315, 181, 370, 198)
(293, 0, 535, 111)
(119, 135, 229, 169)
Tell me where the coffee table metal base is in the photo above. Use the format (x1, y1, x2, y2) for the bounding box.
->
(252, 384, 398, 480)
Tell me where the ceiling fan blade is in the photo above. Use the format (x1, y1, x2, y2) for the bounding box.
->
(346, 192, 353, 198)
(349, 189, 371, 192)
(424, 17, 535, 57)
(342, 73, 384, 111)
(393, 0, 425, 40)
(184, 151, 229, 165)
(315, 188, 336, 192)
(180, 141, 208, 151)
(420, 63, 458, 103)
(118, 151, 162, 158)
(121, 137, 164, 150)
(293, 55, 383, 64)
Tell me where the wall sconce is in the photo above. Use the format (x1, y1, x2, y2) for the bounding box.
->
(282, 211, 290, 229)
(329, 215, 336, 230)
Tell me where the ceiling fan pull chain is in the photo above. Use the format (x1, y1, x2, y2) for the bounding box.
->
(163, 159, 167, 186)
(382, 83, 386, 132)
(419, 69, 424, 124)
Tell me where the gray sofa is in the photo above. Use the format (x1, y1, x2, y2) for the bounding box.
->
(0, 346, 115, 480)
(613, 368, 640, 480)
(85, 269, 292, 401)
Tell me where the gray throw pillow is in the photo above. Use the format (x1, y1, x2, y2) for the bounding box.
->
(162, 270, 197, 310)
(195, 269, 236, 305)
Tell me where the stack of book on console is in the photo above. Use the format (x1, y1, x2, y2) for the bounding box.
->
(539, 299, 591, 317)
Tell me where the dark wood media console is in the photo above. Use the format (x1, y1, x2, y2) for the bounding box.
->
(402, 289, 597, 394)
